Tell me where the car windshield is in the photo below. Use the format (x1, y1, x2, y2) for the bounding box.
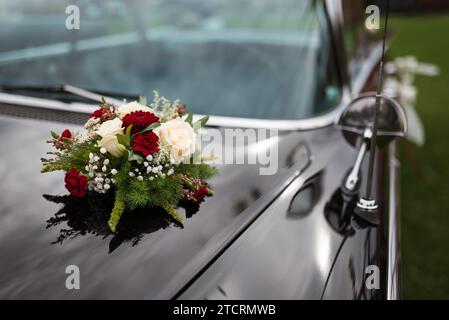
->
(0, 0, 341, 120)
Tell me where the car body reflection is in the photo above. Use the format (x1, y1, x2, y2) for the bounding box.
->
(44, 193, 201, 253)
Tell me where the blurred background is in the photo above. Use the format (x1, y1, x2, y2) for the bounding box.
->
(345, 0, 449, 299)
(373, 0, 449, 299)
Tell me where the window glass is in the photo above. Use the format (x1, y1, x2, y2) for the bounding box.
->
(0, 0, 341, 120)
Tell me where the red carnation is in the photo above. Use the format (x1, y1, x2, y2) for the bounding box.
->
(90, 108, 105, 119)
(122, 111, 159, 134)
(177, 104, 186, 115)
(59, 129, 72, 141)
(64, 168, 88, 198)
(132, 131, 160, 157)
(193, 183, 209, 203)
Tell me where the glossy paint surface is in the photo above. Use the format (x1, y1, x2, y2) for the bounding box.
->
(180, 127, 388, 299)
(0, 113, 391, 299)
(0, 116, 312, 299)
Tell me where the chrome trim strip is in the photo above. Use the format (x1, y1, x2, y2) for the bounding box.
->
(0, 89, 353, 130)
(62, 85, 124, 106)
(387, 141, 401, 300)
(0, 92, 94, 114)
(203, 105, 350, 130)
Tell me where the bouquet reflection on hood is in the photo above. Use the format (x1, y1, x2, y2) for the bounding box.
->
(44, 193, 201, 253)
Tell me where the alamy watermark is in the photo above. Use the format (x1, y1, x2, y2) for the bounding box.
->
(365, 265, 380, 290)
(365, 5, 380, 30)
(196, 128, 279, 175)
(65, 265, 80, 290)
(65, 5, 80, 30)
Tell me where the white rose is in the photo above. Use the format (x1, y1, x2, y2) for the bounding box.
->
(99, 134, 125, 158)
(156, 118, 196, 162)
(117, 101, 153, 118)
(96, 118, 123, 138)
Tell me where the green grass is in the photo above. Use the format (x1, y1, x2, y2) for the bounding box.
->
(388, 14, 449, 299)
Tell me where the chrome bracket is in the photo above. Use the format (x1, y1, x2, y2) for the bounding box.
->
(343, 128, 372, 192)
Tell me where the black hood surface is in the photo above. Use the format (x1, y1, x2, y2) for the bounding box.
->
(0, 115, 323, 299)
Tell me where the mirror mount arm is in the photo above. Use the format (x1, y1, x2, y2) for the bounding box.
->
(343, 128, 372, 192)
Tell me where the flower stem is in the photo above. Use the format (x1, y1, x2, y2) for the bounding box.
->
(108, 196, 125, 232)
(161, 200, 184, 225)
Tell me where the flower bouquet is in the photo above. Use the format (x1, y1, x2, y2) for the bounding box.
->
(41, 91, 217, 232)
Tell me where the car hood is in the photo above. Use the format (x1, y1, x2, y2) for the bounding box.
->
(0, 115, 322, 299)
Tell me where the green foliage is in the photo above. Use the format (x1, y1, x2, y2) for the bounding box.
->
(160, 199, 184, 225)
(124, 178, 181, 209)
(117, 133, 128, 147)
(177, 163, 218, 180)
(110, 157, 184, 209)
(41, 138, 100, 173)
(185, 112, 193, 125)
(107, 161, 131, 232)
(68, 140, 99, 166)
(388, 14, 449, 299)
(115, 124, 133, 150)
(145, 175, 183, 207)
(133, 122, 160, 136)
(139, 95, 147, 105)
(41, 162, 73, 173)
(108, 196, 125, 233)
(127, 150, 144, 163)
(111, 163, 189, 229)
(125, 179, 151, 210)
(193, 115, 209, 128)
(114, 159, 131, 187)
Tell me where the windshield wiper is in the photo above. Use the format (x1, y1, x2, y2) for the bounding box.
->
(0, 84, 138, 106)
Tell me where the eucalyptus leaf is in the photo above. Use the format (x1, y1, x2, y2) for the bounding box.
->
(193, 115, 209, 129)
(116, 133, 128, 147)
(50, 131, 59, 139)
(139, 95, 147, 105)
(135, 155, 144, 164)
(117, 144, 128, 158)
(128, 150, 144, 163)
(200, 115, 209, 127)
(127, 150, 135, 161)
(125, 124, 133, 137)
(133, 122, 160, 136)
(185, 113, 193, 125)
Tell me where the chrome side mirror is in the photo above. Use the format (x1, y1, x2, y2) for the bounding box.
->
(336, 93, 407, 194)
(336, 92, 407, 148)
